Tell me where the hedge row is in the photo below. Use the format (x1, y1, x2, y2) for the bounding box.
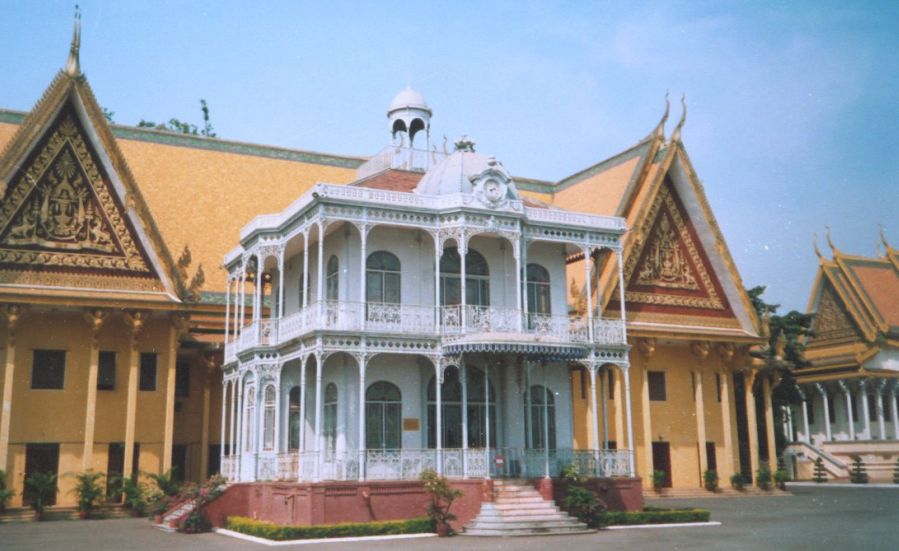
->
(226, 516, 434, 541)
(602, 508, 711, 526)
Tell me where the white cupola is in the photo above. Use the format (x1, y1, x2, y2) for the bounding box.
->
(387, 86, 431, 150)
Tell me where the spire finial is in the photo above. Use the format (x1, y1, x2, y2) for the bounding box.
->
(654, 91, 670, 138)
(825, 225, 838, 253)
(671, 94, 687, 141)
(813, 232, 823, 260)
(65, 5, 82, 77)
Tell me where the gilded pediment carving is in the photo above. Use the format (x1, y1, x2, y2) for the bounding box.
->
(810, 284, 858, 342)
(0, 107, 154, 277)
(622, 180, 730, 313)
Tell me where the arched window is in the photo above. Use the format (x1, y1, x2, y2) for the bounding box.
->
(524, 385, 556, 450)
(526, 264, 551, 327)
(244, 383, 256, 452)
(365, 381, 402, 449)
(427, 366, 496, 449)
(440, 247, 489, 306)
(366, 252, 401, 304)
(262, 385, 276, 451)
(288, 386, 301, 450)
(326, 256, 339, 301)
(323, 383, 338, 453)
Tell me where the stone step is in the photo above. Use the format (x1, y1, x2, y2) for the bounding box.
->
(494, 501, 560, 511)
(468, 518, 584, 529)
(495, 496, 546, 504)
(465, 525, 593, 537)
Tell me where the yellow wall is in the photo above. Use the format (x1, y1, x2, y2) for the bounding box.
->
(571, 342, 743, 489)
(2, 310, 176, 507)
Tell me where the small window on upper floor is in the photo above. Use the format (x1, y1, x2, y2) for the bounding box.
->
(139, 353, 158, 391)
(366, 251, 401, 304)
(31, 350, 66, 390)
(175, 362, 190, 398)
(98, 351, 116, 391)
(648, 371, 667, 401)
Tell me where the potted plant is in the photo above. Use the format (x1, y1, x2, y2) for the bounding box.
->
(23, 472, 58, 521)
(652, 470, 666, 491)
(756, 465, 772, 490)
(703, 469, 719, 492)
(730, 473, 745, 490)
(420, 469, 462, 537)
(773, 468, 790, 490)
(71, 471, 105, 519)
(0, 470, 13, 514)
(120, 476, 146, 516)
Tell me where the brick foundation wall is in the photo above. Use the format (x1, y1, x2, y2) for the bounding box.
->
(553, 477, 644, 512)
(204, 479, 486, 531)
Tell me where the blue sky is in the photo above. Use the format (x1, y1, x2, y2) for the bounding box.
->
(2, 1, 897, 312)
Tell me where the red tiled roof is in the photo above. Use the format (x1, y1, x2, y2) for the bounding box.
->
(352, 169, 422, 192)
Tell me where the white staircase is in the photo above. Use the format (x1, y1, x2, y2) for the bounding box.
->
(464, 480, 593, 537)
(155, 499, 197, 532)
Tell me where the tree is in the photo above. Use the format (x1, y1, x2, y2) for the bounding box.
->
(849, 456, 869, 484)
(138, 99, 217, 137)
(812, 457, 827, 483)
(746, 286, 814, 457)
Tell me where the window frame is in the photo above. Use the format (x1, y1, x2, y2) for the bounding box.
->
(31, 349, 66, 390)
(648, 370, 667, 402)
(139, 352, 158, 392)
(366, 251, 402, 305)
(97, 350, 117, 391)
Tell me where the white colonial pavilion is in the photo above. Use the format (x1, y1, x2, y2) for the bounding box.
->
(219, 93, 633, 484)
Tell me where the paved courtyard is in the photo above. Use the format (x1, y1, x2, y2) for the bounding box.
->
(1, 486, 896, 551)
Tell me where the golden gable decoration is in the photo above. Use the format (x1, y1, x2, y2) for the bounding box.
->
(810, 284, 858, 342)
(0, 108, 153, 276)
(623, 180, 728, 312)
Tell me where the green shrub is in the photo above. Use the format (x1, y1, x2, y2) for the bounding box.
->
(564, 485, 604, 528)
(651, 470, 666, 490)
(602, 508, 710, 526)
(730, 473, 745, 490)
(23, 472, 58, 519)
(812, 457, 827, 483)
(0, 470, 13, 513)
(146, 469, 180, 497)
(226, 516, 434, 541)
(893, 457, 899, 485)
(703, 470, 718, 491)
(420, 469, 462, 535)
(849, 456, 869, 484)
(773, 468, 790, 490)
(70, 471, 106, 518)
(756, 465, 772, 490)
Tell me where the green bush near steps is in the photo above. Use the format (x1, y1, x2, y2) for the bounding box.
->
(601, 508, 711, 526)
(226, 516, 435, 541)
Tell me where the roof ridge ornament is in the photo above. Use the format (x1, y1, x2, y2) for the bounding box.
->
(653, 91, 670, 138)
(813, 232, 824, 260)
(825, 225, 840, 254)
(65, 4, 82, 77)
(454, 134, 476, 153)
(880, 224, 891, 252)
(671, 94, 687, 142)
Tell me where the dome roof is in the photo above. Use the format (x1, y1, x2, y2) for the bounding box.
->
(415, 135, 516, 200)
(388, 86, 430, 114)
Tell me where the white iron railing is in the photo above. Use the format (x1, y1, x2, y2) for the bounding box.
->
(594, 318, 627, 345)
(356, 145, 447, 180)
(223, 447, 632, 482)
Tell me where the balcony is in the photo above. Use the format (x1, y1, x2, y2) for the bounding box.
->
(356, 145, 447, 180)
(225, 302, 628, 358)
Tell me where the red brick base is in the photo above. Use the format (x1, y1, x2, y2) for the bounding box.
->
(204, 479, 485, 531)
(553, 477, 644, 512)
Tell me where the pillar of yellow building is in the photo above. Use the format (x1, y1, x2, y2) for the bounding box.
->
(744, 368, 760, 480)
(691, 341, 710, 485)
(637, 338, 655, 487)
(162, 318, 183, 473)
(716, 343, 736, 480)
(0, 305, 22, 472)
(81, 309, 108, 472)
(123, 311, 145, 478)
(762, 376, 777, 470)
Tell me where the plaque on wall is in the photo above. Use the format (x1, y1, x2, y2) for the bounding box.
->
(402, 418, 420, 431)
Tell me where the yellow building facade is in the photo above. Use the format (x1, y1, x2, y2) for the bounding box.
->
(0, 25, 775, 507)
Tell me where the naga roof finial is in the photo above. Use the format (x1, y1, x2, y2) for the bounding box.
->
(880, 224, 891, 251)
(65, 5, 82, 77)
(813, 232, 824, 260)
(671, 94, 687, 142)
(825, 225, 839, 253)
(654, 91, 670, 138)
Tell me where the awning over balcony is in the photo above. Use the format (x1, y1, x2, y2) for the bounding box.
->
(444, 334, 589, 360)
